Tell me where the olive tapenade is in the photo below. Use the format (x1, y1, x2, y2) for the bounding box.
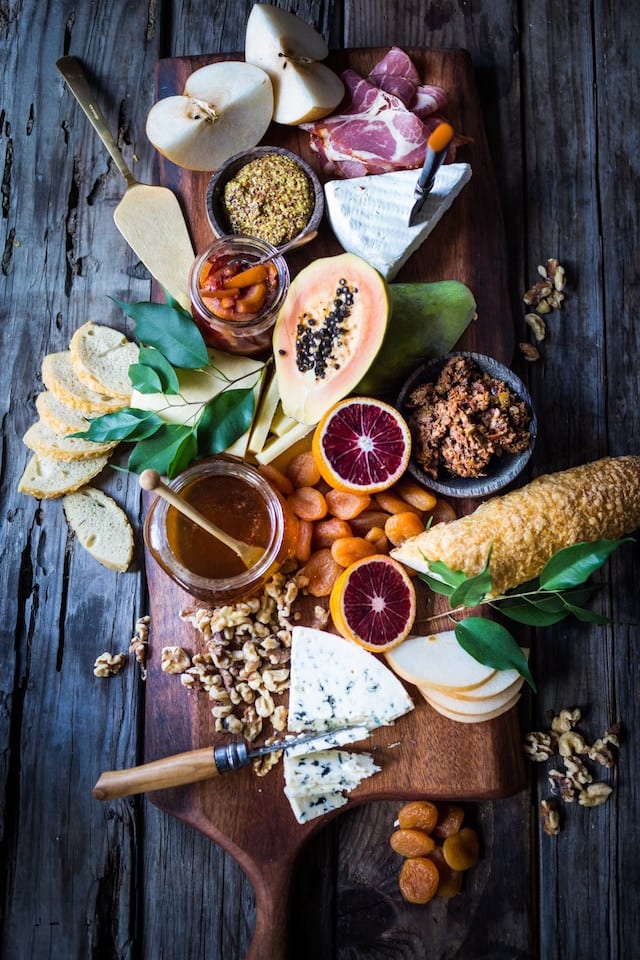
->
(222, 154, 315, 247)
(405, 356, 532, 479)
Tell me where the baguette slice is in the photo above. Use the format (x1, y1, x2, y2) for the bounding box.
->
(23, 419, 117, 461)
(35, 391, 91, 436)
(18, 453, 108, 499)
(63, 486, 133, 572)
(69, 322, 138, 399)
(42, 352, 128, 415)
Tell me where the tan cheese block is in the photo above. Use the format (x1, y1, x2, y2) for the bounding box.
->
(419, 675, 524, 714)
(422, 689, 522, 724)
(385, 631, 497, 692)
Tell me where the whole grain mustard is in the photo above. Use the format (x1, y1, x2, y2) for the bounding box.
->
(223, 154, 314, 246)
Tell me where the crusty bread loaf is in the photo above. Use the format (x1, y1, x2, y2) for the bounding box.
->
(69, 322, 138, 399)
(391, 455, 640, 596)
(35, 391, 91, 436)
(62, 486, 133, 572)
(23, 419, 118, 460)
(18, 453, 109, 499)
(41, 351, 128, 415)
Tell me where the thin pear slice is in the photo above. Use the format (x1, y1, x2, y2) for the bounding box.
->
(146, 62, 273, 171)
(419, 676, 524, 715)
(385, 631, 498, 692)
(422, 689, 522, 724)
(245, 3, 344, 124)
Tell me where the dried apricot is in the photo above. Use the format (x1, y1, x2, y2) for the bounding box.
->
(375, 490, 422, 516)
(398, 856, 440, 904)
(294, 519, 314, 564)
(390, 828, 436, 858)
(394, 479, 437, 512)
(384, 511, 425, 547)
(432, 803, 465, 839)
(287, 486, 328, 522)
(428, 846, 463, 898)
(397, 800, 439, 834)
(258, 463, 293, 497)
(348, 509, 392, 537)
(311, 517, 353, 548)
(299, 548, 343, 597)
(330, 536, 377, 568)
(442, 827, 480, 871)
(429, 499, 457, 525)
(325, 489, 372, 520)
(364, 526, 389, 554)
(286, 451, 321, 488)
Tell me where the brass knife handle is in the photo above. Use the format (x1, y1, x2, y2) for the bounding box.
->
(56, 55, 135, 187)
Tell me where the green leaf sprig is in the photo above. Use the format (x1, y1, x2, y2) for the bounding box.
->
(72, 292, 258, 478)
(418, 537, 634, 691)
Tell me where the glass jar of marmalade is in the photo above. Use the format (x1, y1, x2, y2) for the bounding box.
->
(143, 455, 298, 605)
(189, 235, 289, 357)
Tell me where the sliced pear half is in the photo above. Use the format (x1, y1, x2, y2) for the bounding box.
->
(245, 3, 344, 125)
(146, 61, 273, 171)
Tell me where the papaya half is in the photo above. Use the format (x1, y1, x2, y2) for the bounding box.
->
(273, 252, 389, 424)
(355, 280, 477, 398)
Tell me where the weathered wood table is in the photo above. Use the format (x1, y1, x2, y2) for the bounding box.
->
(2, 2, 638, 958)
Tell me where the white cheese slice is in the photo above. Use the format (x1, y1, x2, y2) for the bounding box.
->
(287, 626, 414, 733)
(284, 749, 380, 793)
(283, 785, 349, 824)
(284, 725, 371, 757)
(324, 163, 472, 280)
(283, 749, 380, 824)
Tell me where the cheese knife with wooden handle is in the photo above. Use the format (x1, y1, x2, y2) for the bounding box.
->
(56, 56, 195, 307)
(92, 726, 369, 801)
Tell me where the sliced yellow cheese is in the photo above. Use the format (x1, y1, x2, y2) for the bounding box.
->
(247, 370, 281, 456)
(130, 350, 264, 455)
(255, 421, 315, 465)
(270, 402, 301, 438)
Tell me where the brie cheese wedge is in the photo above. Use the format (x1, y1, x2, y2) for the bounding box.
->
(324, 163, 472, 280)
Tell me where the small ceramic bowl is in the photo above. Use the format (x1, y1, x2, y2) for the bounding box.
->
(396, 351, 537, 498)
(206, 146, 324, 249)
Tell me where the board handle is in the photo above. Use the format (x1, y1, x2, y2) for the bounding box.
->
(92, 747, 220, 800)
(246, 862, 293, 960)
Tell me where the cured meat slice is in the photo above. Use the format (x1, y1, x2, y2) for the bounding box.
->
(302, 69, 430, 177)
(368, 46, 420, 105)
(301, 47, 456, 178)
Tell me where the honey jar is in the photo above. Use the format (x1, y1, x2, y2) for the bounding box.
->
(144, 455, 298, 604)
(188, 235, 289, 357)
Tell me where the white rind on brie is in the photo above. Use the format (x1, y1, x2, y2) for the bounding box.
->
(324, 163, 472, 280)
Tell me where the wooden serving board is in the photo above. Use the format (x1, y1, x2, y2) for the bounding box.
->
(144, 49, 524, 960)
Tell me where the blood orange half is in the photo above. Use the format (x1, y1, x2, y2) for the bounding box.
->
(330, 554, 416, 652)
(312, 397, 411, 494)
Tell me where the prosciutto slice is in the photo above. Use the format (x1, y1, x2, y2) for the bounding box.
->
(301, 47, 454, 178)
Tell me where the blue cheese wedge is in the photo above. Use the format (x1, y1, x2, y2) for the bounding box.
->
(287, 626, 414, 732)
(284, 725, 371, 757)
(284, 749, 379, 793)
(324, 163, 472, 280)
(283, 749, 380, 824)
(283, 786, 349, 824)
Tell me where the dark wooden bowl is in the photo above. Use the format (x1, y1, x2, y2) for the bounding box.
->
(396, 351, 537, 498)
(205, 146, 324, 249)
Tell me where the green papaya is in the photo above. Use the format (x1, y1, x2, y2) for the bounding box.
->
(355, 280, 476, 398)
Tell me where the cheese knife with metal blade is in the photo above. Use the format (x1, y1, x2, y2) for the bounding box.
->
(92, 725, 370, 801)
(56, 56, 195, 307)
(408, 122, 455, 226)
